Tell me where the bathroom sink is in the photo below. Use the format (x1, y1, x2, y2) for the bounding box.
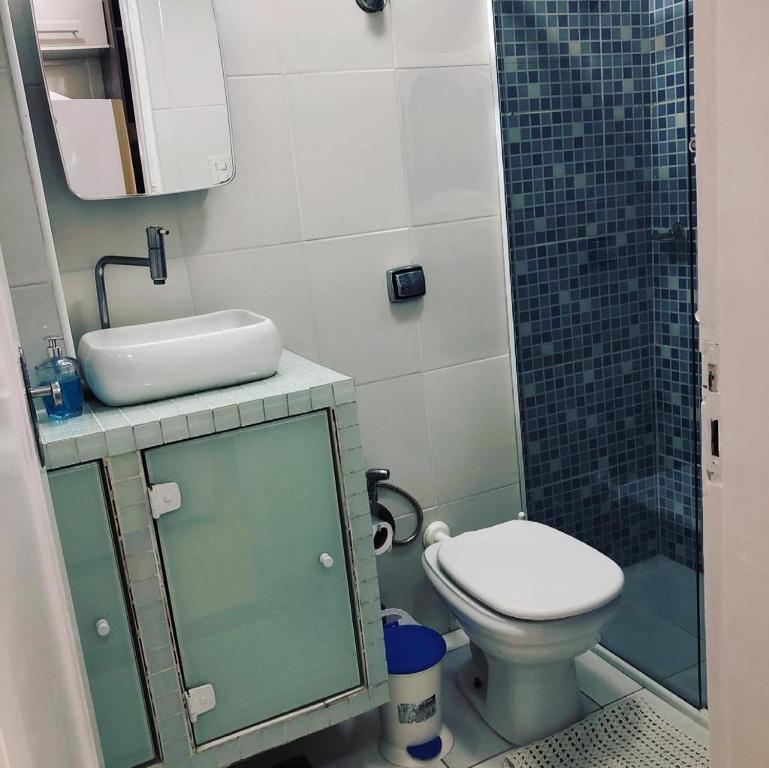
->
(78, 310, 282, 406)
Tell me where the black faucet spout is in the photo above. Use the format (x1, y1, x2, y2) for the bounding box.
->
(95, 226, 171, 329)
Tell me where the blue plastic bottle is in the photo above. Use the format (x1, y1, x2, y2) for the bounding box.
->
(34, 336, 84, 420)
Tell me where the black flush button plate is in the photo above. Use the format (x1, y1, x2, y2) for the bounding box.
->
(387, 265, 426, 303)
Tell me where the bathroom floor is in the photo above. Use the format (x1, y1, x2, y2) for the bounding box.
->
(603, 555, 707, 707)
(249, 640, 707, 768)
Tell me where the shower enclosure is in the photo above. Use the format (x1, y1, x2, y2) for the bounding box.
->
(493, 0, 704, 707)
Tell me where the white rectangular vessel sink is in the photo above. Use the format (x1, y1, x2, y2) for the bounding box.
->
(78, 310, 281, 406)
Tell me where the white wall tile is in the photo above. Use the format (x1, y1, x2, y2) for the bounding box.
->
(289, 71, 408, 240)
(26, 85, 184, 272)
(305, 230, 420, 384)
(213, 0, 282, 76)
(61, 259, 194, 345)
(436, 484, 523, 536)
(277, 0, 393, 73)
(0, 75, 50, 287)
(356, 374, 436, 510)
(10, 281, 63, 369)
(425, 356, 519, 503)
(413, 217, 510, 370)
(178, 76, 301, 256)
(399, 66, 500, 225)
(391, 0, 491, 68)
(186, 243, 318, 360)
(375, 506, 451, 632)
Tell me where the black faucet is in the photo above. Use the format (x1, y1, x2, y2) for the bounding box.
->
(95, 226, 170, 329)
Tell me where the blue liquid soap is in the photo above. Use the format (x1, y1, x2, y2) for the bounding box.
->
(34, 336, 84, 421)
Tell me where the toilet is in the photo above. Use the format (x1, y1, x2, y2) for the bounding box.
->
(422, 519, 623, 746)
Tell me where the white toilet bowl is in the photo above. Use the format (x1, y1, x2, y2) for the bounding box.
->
(422, 520, 623, 746)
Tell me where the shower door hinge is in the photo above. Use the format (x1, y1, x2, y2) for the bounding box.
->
(702, 341, 721, 482)
(148, 482, 182, 518)
(185, 684, 216, 723)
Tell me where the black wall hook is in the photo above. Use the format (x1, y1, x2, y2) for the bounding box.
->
(356, 0, 386, 12)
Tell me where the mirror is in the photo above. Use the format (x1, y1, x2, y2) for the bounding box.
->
(30, 0, 235, 200)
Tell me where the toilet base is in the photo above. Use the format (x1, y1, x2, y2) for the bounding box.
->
(456, 648, 583, 746)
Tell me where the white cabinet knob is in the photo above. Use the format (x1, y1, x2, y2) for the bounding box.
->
(96, 619, 111, 637)
(319, 553, 335, 569)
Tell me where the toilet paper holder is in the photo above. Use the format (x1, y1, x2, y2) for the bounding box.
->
(366, 468, 424, 548)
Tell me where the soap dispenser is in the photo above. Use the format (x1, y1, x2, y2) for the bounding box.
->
(34, 336, 84, 420)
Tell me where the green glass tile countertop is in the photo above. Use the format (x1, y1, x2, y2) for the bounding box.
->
(38, 352, 355, 469)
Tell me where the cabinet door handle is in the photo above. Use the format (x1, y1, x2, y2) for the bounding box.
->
(96, 618, 111, 637)
(319, 553, 335, 569)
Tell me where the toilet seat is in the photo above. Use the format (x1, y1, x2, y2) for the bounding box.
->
(436, 520, 624, 621)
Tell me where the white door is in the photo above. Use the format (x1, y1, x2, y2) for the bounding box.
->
(0, 247, 100, 768)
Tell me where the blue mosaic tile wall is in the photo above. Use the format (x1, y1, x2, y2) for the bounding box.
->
(494, 0, 701, 569)
(650, 0, 701, 570)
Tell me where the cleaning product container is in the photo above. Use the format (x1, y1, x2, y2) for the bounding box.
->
(379, 610, 453, 767)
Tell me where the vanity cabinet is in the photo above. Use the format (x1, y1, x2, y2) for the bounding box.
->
(48, 463, 156, 768)
(144, 411, 362, 744)
(41, 354, 388, 768)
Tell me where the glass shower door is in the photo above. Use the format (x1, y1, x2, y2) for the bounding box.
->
(493, 0, 704, 708)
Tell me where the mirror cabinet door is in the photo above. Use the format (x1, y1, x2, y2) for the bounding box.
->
(30, 0, 235, 199)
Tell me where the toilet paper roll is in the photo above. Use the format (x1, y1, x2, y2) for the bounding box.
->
(372, 517, 394, 556)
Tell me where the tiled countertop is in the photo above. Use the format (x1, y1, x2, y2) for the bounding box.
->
(39, 351, 355, 469)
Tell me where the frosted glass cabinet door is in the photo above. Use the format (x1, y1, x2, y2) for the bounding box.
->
(145, 412, 361, 744)
(48, 463, 156, 768)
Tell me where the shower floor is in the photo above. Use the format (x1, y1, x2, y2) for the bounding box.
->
(602, 555, 707, 708)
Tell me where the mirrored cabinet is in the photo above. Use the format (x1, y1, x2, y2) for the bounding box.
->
(30, 0, 235, 199)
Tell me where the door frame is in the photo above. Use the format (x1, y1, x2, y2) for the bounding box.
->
(0, 246, 100, 768)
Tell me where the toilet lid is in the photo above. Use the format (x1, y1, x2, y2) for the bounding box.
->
(436, 520, 624, 621)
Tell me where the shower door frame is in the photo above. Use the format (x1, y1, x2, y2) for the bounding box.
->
(485, 0, 706, 714)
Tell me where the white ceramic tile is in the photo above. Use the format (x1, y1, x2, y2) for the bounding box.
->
(0, 76, 51, 287)
(60, 259, 194, 345)
(277, 0, 394, 73)
(10, 281, 63, 370)
(24, 84, 184, 273)
(177, 75, 301, 255)
(664, 662, 706, 706)
(305, 230, 420, 383)
(601, 600, 700, 681)
(436, 484, 523, 538)
(391, 0, 491, 68)
(413, 218, 510, 370)
(375, 507, 452, 632)
(356, 374, 436, 509)
(581, 693, 601, 715)
(213, 0, 282, 76)
(442, 646, 512, 768)
(399, 66, 500, 226)
(186, 242, 317, 360)
(289, 71, 408, 239)
(575, 651, 642, 707)
(622, 554, 701, 636)
(424, 356, 519, 503)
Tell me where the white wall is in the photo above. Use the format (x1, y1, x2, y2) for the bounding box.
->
(696, 0, 769, 763)
(8, 0, 523, 631)
(0, 5, 67, 368)
(0, 246, 100, 768)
